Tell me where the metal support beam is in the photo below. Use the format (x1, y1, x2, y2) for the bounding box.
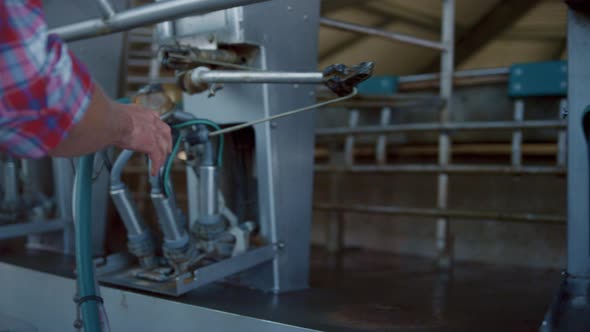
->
(511, 100, 525, 166)
(0, 220, 67, 241)
(315, 120, 567, 136)
(320, 17, 447, 51)
(321, 0, 367, 14)
(540, 8, 590, 332)
(361, 2, 444, 33)
(566, 6, 590, 279)
(425, 0, 539, 71)
(314, 164, 566, 175)
(320, 18, 393, 61)
(436, 0, 455, 269)
(96, 0, 116, 19)
(314, 203, 565, 225)
(50, 0, 271, 42)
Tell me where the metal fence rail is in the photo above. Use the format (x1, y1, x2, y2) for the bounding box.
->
(314, 1, 568, 264)
(314, 204, 565, 225)
(316, 120, 567, 136)
(314, 164, 566, 175)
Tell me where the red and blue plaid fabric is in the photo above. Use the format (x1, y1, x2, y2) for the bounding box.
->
(0, 0, 94, 158)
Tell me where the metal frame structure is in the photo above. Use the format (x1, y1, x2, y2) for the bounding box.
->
(48, 0, 271, 42)
(319, 0, 457, 265)
(540, 6, 590, 331)
(315, 68, 568, 257)
(0, 0, 282, 254)
(2, 0, 321, 296)
(317, 2, 567, 264)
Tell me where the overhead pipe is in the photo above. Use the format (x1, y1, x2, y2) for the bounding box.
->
(50, 0, 271, 42)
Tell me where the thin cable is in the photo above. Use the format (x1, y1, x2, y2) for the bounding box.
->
(208, 88, 358, 137)
(189, 57, 260, 71)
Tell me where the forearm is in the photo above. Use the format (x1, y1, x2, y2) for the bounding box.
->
(49, 84, 124, 157)
(48, 83, 172, 175)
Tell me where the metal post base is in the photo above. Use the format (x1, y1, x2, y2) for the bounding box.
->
(541, 274, 590, 332)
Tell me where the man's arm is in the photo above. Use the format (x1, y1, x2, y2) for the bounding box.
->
(49, 85, 172, 175)
(0, 1, 171, 175)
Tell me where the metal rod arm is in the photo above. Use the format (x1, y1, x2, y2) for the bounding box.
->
(320, 17, 447, 51)
(50, 0, 271, 42)
(191, 69, 325, 85)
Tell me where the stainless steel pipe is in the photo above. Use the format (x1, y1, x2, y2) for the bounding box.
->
(198, 166, 219, 225)
(190, 68, 324, 85)
(96, 0, 116, 18)
(50, 0, 270, 42)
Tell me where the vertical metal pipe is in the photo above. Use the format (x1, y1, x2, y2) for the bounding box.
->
(2, 158, 18, 209)
(435, 0, 455, 268)
(96, 0, 116, 18)
(376, 107, 391, 165)
(512, 100, 525, 167)
(557, 98, 567, 167)
(198, 165, 219, 224)
(149, 36, 161, 83)
(154, 0, 176, 42)
(52, 158, 75, 254)
(344, 110, 360, 166)
(326, 168, 343, 255)
(566, 9, 590, 277)
(326, 110, 358, 254)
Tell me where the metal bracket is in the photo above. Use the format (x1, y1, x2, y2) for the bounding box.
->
(97, 244, 277, 296)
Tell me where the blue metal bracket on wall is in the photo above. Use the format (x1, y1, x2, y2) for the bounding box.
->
(356, 75, 399, 96)
(508, 61, 567, 98)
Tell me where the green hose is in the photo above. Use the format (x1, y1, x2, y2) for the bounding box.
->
(163, 119, 224, 197)
(75, 153, 101, 332)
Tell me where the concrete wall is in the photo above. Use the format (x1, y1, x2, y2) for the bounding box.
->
(312, 83, 567, 269)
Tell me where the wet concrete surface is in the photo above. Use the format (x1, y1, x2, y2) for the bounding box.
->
(308, 248, 560, 331)
(0, 247, 560, 331)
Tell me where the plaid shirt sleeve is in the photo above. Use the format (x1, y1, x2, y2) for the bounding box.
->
(0, 0, 94, 158)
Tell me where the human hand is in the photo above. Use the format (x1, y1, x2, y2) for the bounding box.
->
(113, 103, 172, 175)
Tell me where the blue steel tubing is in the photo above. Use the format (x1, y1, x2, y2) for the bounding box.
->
(75, 154, 101, 332)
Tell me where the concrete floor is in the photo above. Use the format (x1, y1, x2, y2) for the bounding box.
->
(0, 246, 560, 332)
(308, 248, 560, 331)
